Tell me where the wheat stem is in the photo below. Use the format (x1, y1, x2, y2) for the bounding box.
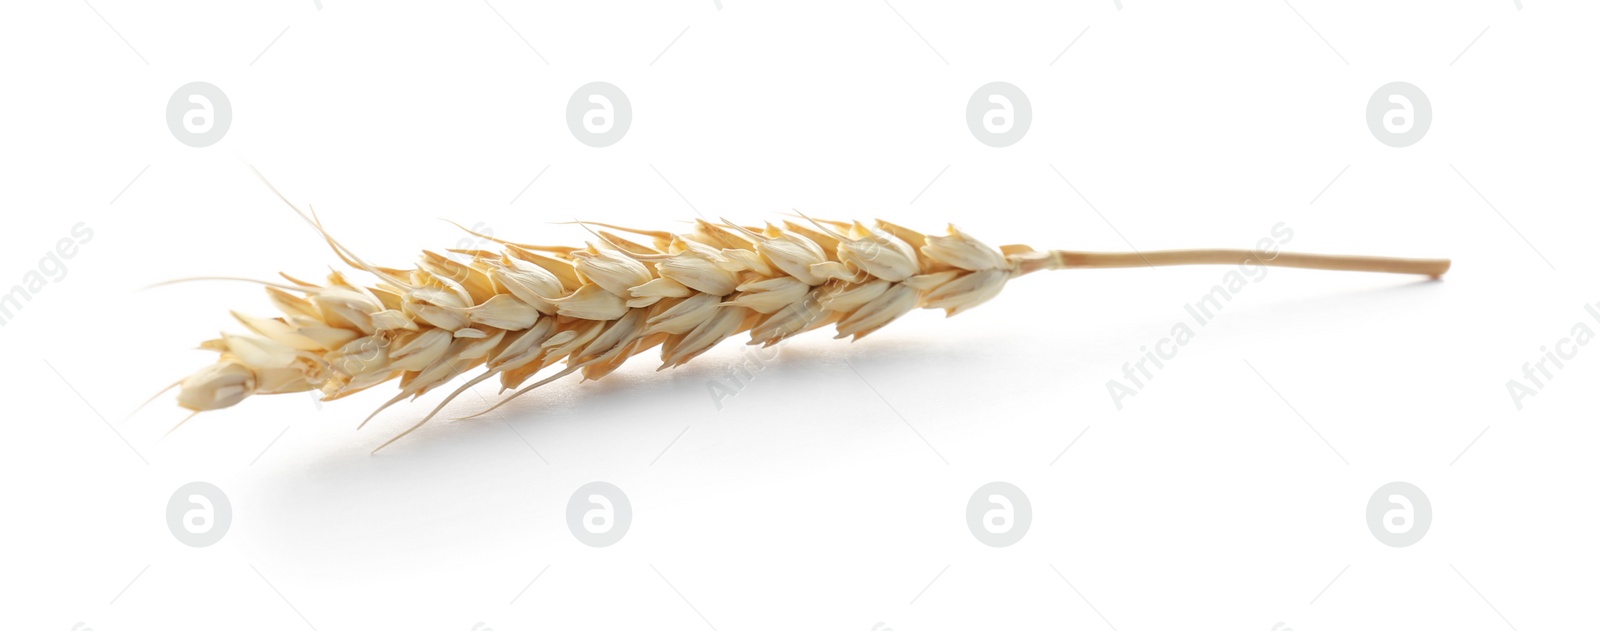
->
(1013, 249, 1451, 278)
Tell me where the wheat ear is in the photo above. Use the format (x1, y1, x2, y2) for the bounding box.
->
(168, 193, 1448, 451)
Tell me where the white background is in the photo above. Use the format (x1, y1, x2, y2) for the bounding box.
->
(2, 1, 1597, 630)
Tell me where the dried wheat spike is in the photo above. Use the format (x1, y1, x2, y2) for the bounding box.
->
(170, 195, 1449, 451)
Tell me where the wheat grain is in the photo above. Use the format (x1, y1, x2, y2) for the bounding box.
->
(170, 190, 1450, 451)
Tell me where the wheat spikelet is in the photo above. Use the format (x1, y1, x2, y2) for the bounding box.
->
(168, 185, 1450, 451)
